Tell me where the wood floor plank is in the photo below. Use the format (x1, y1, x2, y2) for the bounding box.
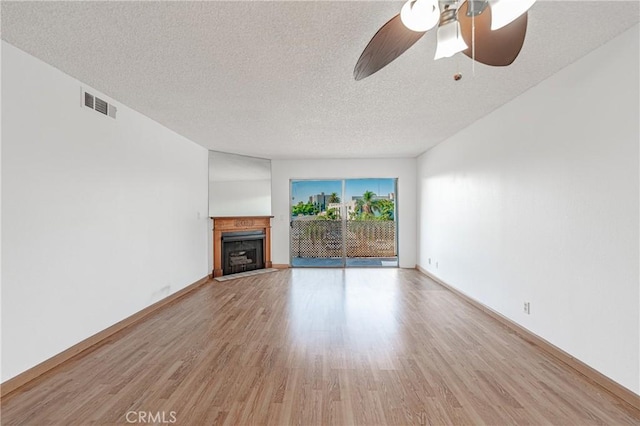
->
(2, 268, 639, 425)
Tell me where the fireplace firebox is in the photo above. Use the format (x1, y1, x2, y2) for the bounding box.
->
(221, 231, 265, 276)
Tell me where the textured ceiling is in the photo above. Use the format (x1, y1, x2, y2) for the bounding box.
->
(2, 1, 638, 159)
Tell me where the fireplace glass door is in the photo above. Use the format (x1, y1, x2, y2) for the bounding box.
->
(222, 231, 265, 275)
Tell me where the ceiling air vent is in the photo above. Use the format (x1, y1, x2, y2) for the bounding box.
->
(82, 89, 117, 119)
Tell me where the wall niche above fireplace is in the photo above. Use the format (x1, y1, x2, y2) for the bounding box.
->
(211, 216, 272, 277)
(208, 151, 271, 217)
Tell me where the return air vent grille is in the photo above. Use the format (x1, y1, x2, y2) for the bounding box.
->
(94, 97, 108, 115)
(84, 92, 94, 109)
(82, 89, 117, 119)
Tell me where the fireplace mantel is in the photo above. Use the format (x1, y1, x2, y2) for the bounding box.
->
(211, 216, 273, 277)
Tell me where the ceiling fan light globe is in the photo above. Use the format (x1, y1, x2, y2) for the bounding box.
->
(400, 0, 440, 32)
(434, 20, 468, 60)
(489, 0, 536, 30)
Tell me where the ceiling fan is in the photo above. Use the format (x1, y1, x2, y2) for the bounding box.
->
(354, 0, 536, 81)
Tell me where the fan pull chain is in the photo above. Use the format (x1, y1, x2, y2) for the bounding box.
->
(472, 12, 476, 76)
(454, 0, 463, 81)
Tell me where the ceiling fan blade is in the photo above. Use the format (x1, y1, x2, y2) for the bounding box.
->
(354, 14, 426, 81)
(458, 2, 528, 66)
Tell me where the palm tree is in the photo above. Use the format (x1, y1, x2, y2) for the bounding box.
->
(377, 199, 394, 221)
(328, 192, 340, 203)
(357, 190, 380, 217)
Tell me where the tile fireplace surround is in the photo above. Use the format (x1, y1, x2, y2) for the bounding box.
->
(211, 216, 273, 277)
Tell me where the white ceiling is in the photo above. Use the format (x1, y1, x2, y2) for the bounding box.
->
(2, 1, 638, 159)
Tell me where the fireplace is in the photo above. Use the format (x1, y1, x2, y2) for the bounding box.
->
(211, 216, 273, 277)
(221, 231, 265, 275)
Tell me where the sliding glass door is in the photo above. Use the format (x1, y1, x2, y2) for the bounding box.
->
(344, 178, 398, 267)
(290, 178, 398, 268)
(290, 180, 345, 267)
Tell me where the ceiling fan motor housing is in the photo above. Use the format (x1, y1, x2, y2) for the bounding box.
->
(437, 0, 488, 16)
(465, 1, 489, 16)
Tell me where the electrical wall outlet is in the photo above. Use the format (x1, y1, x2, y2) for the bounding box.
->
(428, 258, 431, 264)
(524, 302, 530, 315)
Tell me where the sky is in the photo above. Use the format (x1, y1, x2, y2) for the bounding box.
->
(291, 178, 396, 205)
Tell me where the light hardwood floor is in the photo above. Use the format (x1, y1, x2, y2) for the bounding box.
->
(2, 269, 639, 425)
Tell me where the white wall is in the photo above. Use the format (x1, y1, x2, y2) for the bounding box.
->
(271, 159, 416, 268)
(417, 25, 639, 394)
(1, 42, 210, 382)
